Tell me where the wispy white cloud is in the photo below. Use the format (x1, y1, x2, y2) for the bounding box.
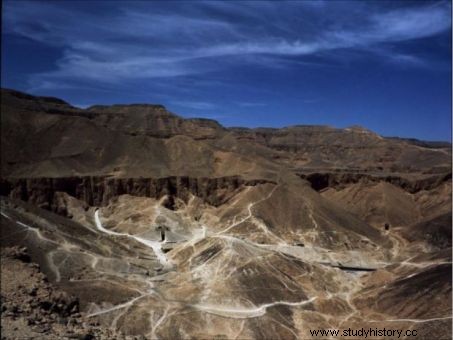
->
(3, 0, 451, 90)
(370, 5, 451, 42)
(195, 5, 451, 58)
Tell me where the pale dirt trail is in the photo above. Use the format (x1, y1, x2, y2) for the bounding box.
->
(190, 297, 318, 319)
(94, 210, 170, 268)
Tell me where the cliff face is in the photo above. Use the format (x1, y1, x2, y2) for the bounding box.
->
(0, 176, 273, 214)
(300, 172, 452, 193)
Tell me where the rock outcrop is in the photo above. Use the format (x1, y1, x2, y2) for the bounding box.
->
(300, 171, 451, 193)
(89, 104, 224, 139)
(0, 176, 273, 213)
(1, 246, 121, 339)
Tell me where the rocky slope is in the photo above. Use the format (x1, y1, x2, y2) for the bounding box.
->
(1, 246, 125, 339)
(1, 88, 451, 339)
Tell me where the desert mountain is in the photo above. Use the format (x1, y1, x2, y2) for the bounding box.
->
(1, 88, 451, 339)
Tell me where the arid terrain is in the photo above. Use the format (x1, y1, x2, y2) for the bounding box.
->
(1, 88, 451, 339)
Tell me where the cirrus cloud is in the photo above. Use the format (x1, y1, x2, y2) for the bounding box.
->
(2, 0, 451, 91)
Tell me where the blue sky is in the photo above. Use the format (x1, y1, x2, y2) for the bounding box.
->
(2, 0, 451, 141)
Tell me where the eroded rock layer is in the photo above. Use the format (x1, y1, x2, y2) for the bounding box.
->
(1, 88, 451, 339)
(0, 176, 272, 211)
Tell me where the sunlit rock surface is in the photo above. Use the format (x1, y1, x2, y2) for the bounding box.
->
(1, 89, 451, 339)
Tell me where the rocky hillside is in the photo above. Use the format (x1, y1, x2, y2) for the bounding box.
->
(1, 88, 451, 339)
(1, 246, 123, 339)
(2, 88, 450, 180)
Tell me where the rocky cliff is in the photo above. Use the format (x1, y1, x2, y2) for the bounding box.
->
(0, 176, 273, 213)
(300, 171, 452, 193)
